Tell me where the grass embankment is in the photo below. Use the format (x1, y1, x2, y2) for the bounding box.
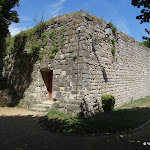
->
(42, 96, 150, 134)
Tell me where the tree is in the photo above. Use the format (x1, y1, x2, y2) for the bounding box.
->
(0, 0, 20, 50)
(131, 1, 150, 40)
(132, 0, 150, 23)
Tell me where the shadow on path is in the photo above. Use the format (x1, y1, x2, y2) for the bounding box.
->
(0, 108, 150, 150)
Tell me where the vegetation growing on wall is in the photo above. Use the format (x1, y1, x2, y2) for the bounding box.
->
(111, 48, 115, 56)
(5, 17, 62, 60)
(139, 39, 150, 48)
(73, 56, 77, 61)
(109, 22, 117, 35)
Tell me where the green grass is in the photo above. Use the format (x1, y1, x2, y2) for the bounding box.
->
(117, 96, 150, 109)
(42, 96, 150, 134)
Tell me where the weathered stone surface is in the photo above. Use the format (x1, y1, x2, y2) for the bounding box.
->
(2, 12, 150, 114)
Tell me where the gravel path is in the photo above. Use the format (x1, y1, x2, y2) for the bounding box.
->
(0, 107, 149, 150)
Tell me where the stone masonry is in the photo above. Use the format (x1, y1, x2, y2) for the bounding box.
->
(2, 11, 150, 114)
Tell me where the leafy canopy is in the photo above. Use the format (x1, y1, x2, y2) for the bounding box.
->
(131, 0, 150, 48)
(132, 0, 150, 24)
(0, 0, 19, 49)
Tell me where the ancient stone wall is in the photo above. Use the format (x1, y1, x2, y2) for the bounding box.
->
(76, 14, 150, 113)
(2, 12, 150, 114)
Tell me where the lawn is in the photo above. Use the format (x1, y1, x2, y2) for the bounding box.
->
(42, 96, 150, 134)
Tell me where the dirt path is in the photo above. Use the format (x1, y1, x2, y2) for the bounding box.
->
(0, 107, 149, 150)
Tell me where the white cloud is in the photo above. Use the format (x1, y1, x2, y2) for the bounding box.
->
(48, 0, 67, 17)
(51, 0, 66, 8)
(9, 23, 29, 36)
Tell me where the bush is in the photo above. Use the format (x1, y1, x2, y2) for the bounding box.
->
(101, 95, 115, 112)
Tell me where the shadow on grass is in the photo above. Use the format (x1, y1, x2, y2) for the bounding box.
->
(42, 107, 150, 134)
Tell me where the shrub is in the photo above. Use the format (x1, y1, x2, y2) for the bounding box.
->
(101, 95, 115, 112)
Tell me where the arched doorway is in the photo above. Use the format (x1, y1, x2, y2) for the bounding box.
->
(40, 69, 53, 99)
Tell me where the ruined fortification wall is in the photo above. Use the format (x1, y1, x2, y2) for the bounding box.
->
(77, 17, 150, 110)
(3, 12, 150, 113)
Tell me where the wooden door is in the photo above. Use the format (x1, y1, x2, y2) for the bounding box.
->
(41, 70, 53, 100)
(48, 70, 53, 99)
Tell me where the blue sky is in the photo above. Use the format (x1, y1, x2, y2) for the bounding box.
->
(9, 0, 150, 42)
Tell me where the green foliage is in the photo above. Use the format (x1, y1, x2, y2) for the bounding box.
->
(49, 53, 55, 59)
(38, 50, 47, 60)
(111, 39, 117, 45)
(41, 32, 47, 38)
(68, 39, 71, 43)
(42, 38, 48, 47)
(55, 44, 59, 47)
(139, 42, 144, 46)
(49, 31, 55, 39)
(109, 22, 117, 36)
(60, 39, 65, 46)
(51, 46, 58, 52)
(89, 33, 93, 38)
(16, 99, 25, 108)
(25, 28, 35, 37)
(0, 0, 19, 50)
(131, 1, 150, 40)
(59, 23, 63, 27)
(73, 56, 77, 61)
(33, 16, 46, 38)
(38, 54, 43, 60)
(138, 38, 150, 49)
(43, 96, 150, 134)
(13, 31, 28, 56)
(131, 0, 150, 24)
(30, 42, 40, 54)
(111, 48, 115, 56)
(60, 27, 66, 32)
(5, 36, 14, 54)
(23, 17, 46, 39)
(101, 95, 115, 112)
